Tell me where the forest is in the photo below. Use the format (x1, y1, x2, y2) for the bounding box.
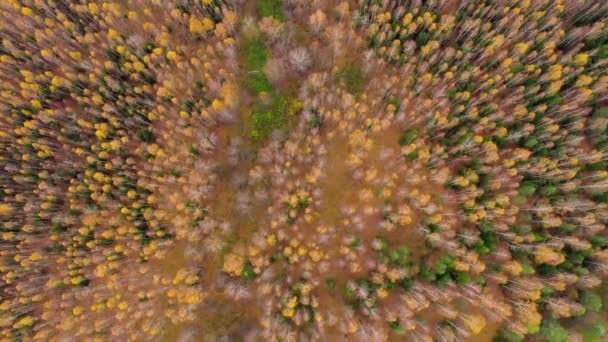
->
(0, 0, 608, 341)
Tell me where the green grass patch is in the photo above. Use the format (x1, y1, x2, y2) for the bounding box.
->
(257, 0, 285, 21)
(244, 72, 273, 94)
(241, 35, 273, 94)
(251, 95, 289, 141)
(337, 63, 364, 94)
(243, 35, 270, 71)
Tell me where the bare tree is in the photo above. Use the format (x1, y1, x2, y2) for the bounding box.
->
(288, 47, 311, 72)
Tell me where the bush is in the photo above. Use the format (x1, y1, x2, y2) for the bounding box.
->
(399, 128, 418, 146)
(579, 291, 602, 312)
(540, 319, 569, 342)
(583, 323, 607, 342)
(242, 261, 256, 280)
(138, 128, 155, 142)
(518, 183, 537, 196)
(493, 327, 524, 342)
